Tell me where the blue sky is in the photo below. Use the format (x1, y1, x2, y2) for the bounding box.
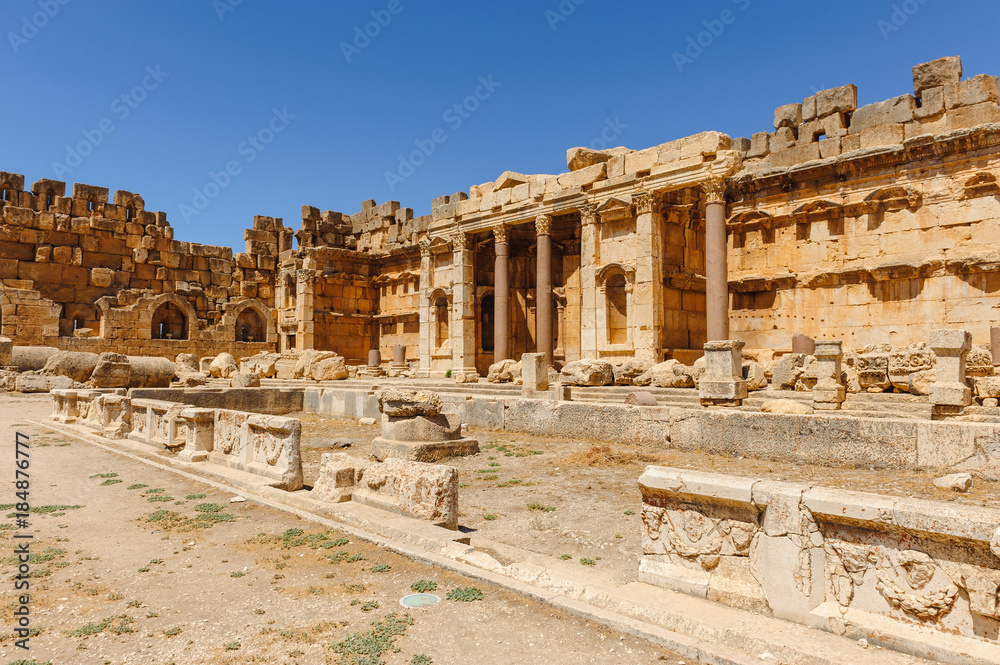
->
(2, 0, 996, 249)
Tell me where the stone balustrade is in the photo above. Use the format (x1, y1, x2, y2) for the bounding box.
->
(129, 398, 187, 449)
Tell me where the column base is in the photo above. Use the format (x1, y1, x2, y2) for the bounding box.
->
(178, 450, 209, 463)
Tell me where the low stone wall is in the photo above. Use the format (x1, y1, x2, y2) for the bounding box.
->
(303, 386, 1000, 473)
(49, 391, 304, 491)
(639, 466, 1000, 664)
(129, 387, 303, 415)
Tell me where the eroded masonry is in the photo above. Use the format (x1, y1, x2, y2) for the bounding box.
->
(3, 55, 999, 377)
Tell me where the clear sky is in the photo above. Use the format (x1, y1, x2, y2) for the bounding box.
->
(2, 0, 996, 250)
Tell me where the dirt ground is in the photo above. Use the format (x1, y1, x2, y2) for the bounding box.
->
(0, 394, 694, 665)
(295, 411, 1000, 587)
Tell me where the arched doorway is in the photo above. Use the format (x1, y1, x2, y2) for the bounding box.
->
(151, 302, 188, 340)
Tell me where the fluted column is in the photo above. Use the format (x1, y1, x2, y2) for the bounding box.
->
(704, 178, 729, 342)
(535, 214, 553, 366)
(493, 224, 510, 363)
(416, 241, 432, 377)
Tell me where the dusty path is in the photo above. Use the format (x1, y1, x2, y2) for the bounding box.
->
(0, 393, 692, 665)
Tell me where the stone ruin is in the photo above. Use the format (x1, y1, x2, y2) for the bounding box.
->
(370, 389, 479, 462)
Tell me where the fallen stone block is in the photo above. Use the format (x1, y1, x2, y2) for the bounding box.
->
(42, 350, 99, 382)
(933, 472, 973, 492)
(89, 352, 131, 389)
(625, 391, 658, 406)
(231, 372, 260, 388)
(209, 352, 239, 379)
(560, 358, 614, 386)
(486, 359, 520, 383)
(760, 399, 813, 415)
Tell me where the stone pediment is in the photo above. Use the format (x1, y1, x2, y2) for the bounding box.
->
(596, 196, 634, 221)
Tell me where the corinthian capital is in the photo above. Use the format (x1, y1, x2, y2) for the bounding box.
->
(579, 203, 597, 226)
(418, 240, 432, 258)
(535, 214, 552, 236)
(633, 191, 662, 215)
(493, 223, 508, 245)
(451, 231, 467, 252)
(702, 176, 727, 205)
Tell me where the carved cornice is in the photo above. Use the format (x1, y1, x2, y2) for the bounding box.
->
(535, 214, 552, 236)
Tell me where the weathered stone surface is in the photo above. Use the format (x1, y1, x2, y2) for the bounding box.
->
(0, 337, 12, 367)
(486, 359, 520, 383)
(566, 146, 614, 171)
(908, 369, 936, 396)
(239, 352, 280, 378)
(89, 352, 131, 388)
(42, 351, 98, 382)
(12, 346, 59, 373)
(376, 389, 442, 418)
(380, 412, 461, 443)
(742, 360, 767, 391)
(356, 457, 459, 529)
(310, 355, 348, 381)
(209, 352, 239, 378)
(231, 372, 260, 388)
(175, 372, 207, 387)
(614, 358, 651, 386)
(771, 353, 806, 390)
(635, 360, 695, 388)
(975, 376, 1000, 399)
(913, 56, 962, 95)
(933, 472, 973, 492)
(888, 342, 934, 392)
(312, 452, 369, 503)
(625, 391, 658, 406)
(967, 345, 994, 378)
(292, 350, 340, 379)
(856, 345, 891, 392)
(560, 359, 614, 386)
(175, 353, 199, 374)
(128, 356, 175, 388)
(15, 372, 74, 393)
(760, 399, 813, 415)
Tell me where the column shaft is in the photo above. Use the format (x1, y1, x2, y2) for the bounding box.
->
(705, 198, 729, 342)
(494, 239, 510, 363)
(535, 215, 553, 365)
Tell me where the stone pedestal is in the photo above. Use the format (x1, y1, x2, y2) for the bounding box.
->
(929, 329, 972, 418)
(812, 340, 845, 410)
(178, 408, 214, 463)
(520, 352, 548, 397)
(699, 340, 747, 406)
(367, 349, 381, 368)
(370, 389, 479, 462)
(387, 343, 408, 376)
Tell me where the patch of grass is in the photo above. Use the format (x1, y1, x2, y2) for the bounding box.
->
(479, 475, 498, 481)
(564, 445, 645, 468)
(411, 655, 433, 665)
(127, 600, 142, 608)
(624, 510, 635, 515)
(147, 495, 174, 503)
(496, 479, 534, 488)
(559, 554, 572, 560)
(580, 558, 597, 567)
(360, 600, 379, 612)
(615, 533, 623, 539)
(99, 479, 122, 486)
(163, 626, 182, 637)
(230, 571, 245, 578)
(410, 580, 437, 593)
(481, 514, 496, 521)
(330, 613, 413, 664)
(328, 551, 365, 564)
(127, 484, 148, 490)
(89, 472, 118, 479)
(194, 503, 224, 513)
(331, 537, 349, 546)
(143, 488, 165, 494)
(487, 462, 501, 467)
(475, 469, 497, 474)
(343, 583, 366, 593)
(185, 494, 206, 500)
(107, 592, 124, 601)
(64, 614, 134, 638)
(253, 609, 265, 615)
(458, 484, 468, 488)
(4, 505, 83, 518)
(6, 660, 51, 665)
(446, 587, 483, 602)
(224, 641, 240, 651)
(370, 564, 390, 573)
(144, 507, 235, 532)
(527, 503, 555, 512)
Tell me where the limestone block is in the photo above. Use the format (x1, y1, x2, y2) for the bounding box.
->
(239, 352, 280, 378)
(556, 162, 607, 189)
(912, 56, 962, 95)
(376, 389, 443, 418)
(310, 356, 348, 381)
(888, 342, 934, 392)
(849, 95, 917, 132)
(613, 358, 651, 386)
(635, 360, 695, 388)
(354, 457, 459, 529)
(967, 345, 994, 378)
(90, 267, 114, 288)
(856, 347, 890, 393)
(312, 452, 369, 503)
(0, 337, 11, 367)
(41, 351, 99, 382)
(625, 391, 658, 406)
(760, 399, 813, 415)
(15, 372, 74, 393)
(89, 352, 131, 389)
(791, 334, 815, 355)
(175, 372, 207, 387)
(933, 473, 973, 492)
(771, 353, 806, 390)
(843, 366, 861, 393)
(291, 349, 339, 379)
(560, 359, 614, 386)
(770, 126, 796, 152)
(520, 352, 548, 394)
(566, 147, 613, 171)
(742, 360, 767, 391)
(747, 132, 769, 158)
(128, 356, 175, 388)
(231, 372, 260, 388)
(908, 369, 935, 396)
(175, 353, 199, 374)
(380, 411, 461, 443)
(975, 376, 1000, 399)
(815, 84, 857, 117)
(773, 103, 802, 129)
(486, 359, 520, 383)
(209, 352, 239, 378)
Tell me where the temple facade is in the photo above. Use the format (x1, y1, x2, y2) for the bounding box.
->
(2, 56, 1000, 377)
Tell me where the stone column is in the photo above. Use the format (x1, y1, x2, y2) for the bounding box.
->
(493, 224, 510, 364)
(178, 407, 214, 463)
(579, 205, 599, 358)
(991, 326, 1000, 368)
(929, 329, 972, 418)
(520, 352, 549, 397)
(416, 242, 432, 378)
(535, 214, 553, 366)
(699, 340, 747, 406)
(451, 231, 479, 383)
(296, 267, 315, 351)
(703, 178, 729, 342)
(634, 192, 664, 365)
(812, 340, 846, 410)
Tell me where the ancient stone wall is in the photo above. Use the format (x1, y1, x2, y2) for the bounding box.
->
(728, 56, 1000, 349)
(0, 174, 280, 358)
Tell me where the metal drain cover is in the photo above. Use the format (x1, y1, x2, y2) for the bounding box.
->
(399, 593, 440, 608)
